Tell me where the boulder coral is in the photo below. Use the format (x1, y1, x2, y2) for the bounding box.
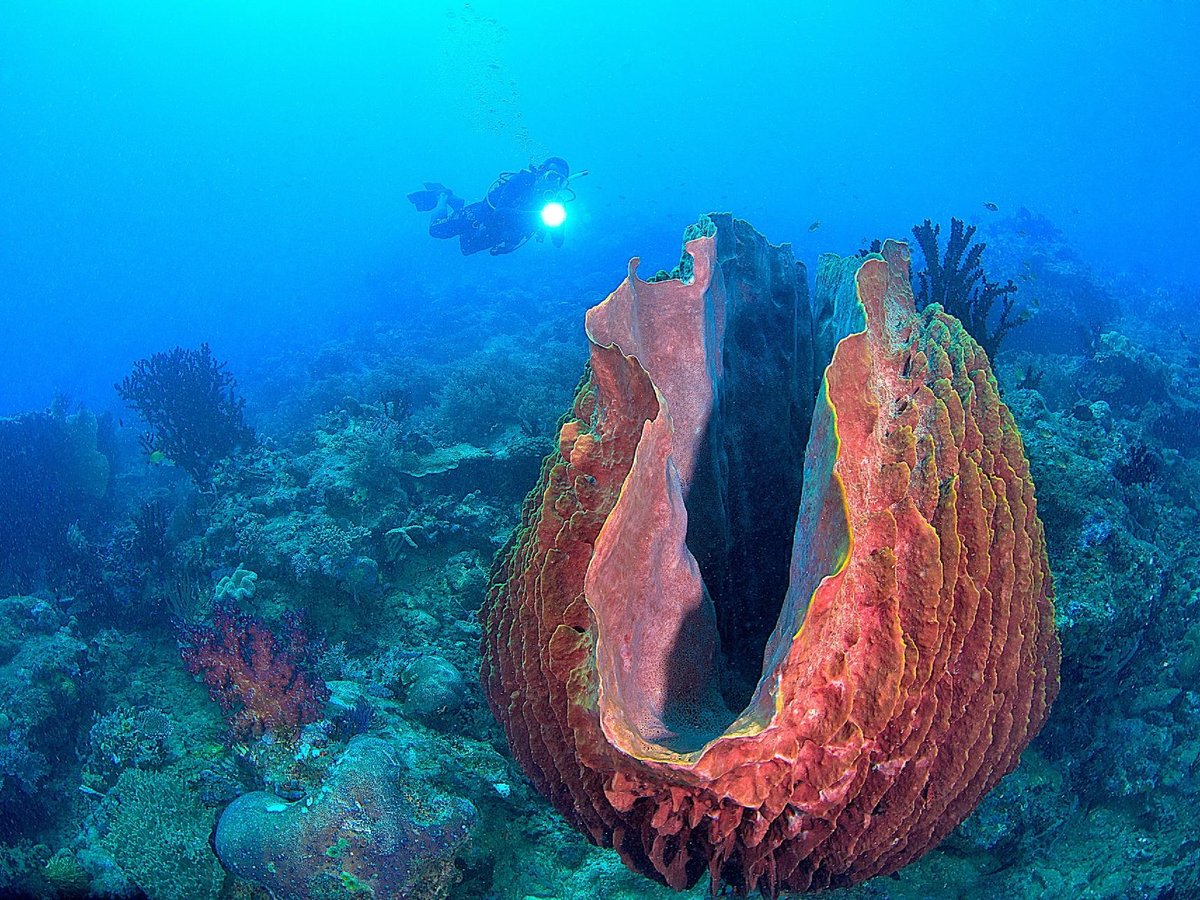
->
(214, 736, 476, 900)
(480, 214, 1059, 894)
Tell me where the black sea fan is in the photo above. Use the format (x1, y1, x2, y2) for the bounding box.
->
(912, 218, 1030, 358)
(116, 344, 255, 482)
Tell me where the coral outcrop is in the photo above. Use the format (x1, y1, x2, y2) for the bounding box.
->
(481, 214, 1060, 893)
(97, 768, 224, 900)
(0, 595, 88, 819)
(214, 735, 477, 899)
(0, 405, 111, 585)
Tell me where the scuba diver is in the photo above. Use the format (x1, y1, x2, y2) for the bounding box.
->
(407, 157, 585, 256)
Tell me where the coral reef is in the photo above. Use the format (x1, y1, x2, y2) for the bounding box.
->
(912, 217, 1028, 358)
(401, 654, 469, 724)
(3, 207, 1199, 900)
(979, 208, 1121, 355)
(83, 707, 182, 788)
(215, 735, 477, 899)
(482, 216, 1058, 893)
(178, 603, 329, 740)
(43, 849, 90, 895)
(0, 595, 89, 836)
(0, 404, 111, 589)
(96, 768, 224, 900)
(116, 343, 255, 481)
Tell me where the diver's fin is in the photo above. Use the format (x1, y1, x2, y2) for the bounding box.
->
(408, 184, 462, 212)
(407, 190, 440, 212)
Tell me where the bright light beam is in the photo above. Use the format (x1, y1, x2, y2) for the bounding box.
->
(541, 201, 567, 227)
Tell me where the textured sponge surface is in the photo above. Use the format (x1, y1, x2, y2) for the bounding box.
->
(481, 222, 1059, 894)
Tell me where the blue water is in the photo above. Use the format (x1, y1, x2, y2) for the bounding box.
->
(2, 2, 1196, 414)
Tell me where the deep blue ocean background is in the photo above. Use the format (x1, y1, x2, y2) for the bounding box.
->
(3, 2, 1197, 414)
(3, 3, 1200, 899)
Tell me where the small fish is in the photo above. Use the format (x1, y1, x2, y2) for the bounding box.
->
(808, 220, 821, 232)
(148, 450, 172, 466)
(984, 201, 999, 212)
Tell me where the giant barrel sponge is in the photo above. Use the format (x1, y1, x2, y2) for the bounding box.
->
(481, 214, 1059, 894)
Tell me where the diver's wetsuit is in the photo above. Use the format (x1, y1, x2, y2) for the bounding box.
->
(417, 163, 567, 256)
